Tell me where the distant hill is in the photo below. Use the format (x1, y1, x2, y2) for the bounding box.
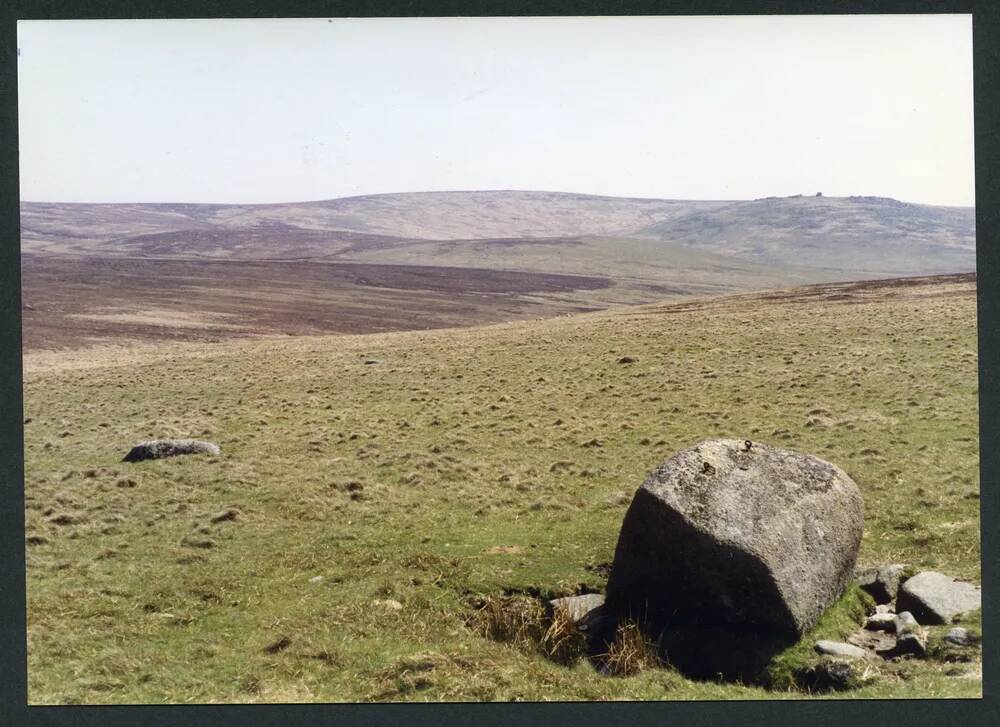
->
(634, 195, 975, 274)
(21, 190, 976, 289)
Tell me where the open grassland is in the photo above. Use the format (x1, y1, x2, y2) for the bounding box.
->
(22, 274, 980, 703)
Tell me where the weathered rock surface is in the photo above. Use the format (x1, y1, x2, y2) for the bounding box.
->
(896, 571, 981, 625)
(855, 563, 906, 604)
(604, 439, 864, 639)
(894, 611, 921, 636)
(864, 613, 896, 632)
(549, 593, 606, 634)
(892, 633, 928, 657)
(808, 658, 859, 691)
(123, 439, 220, 463)
(815, 640, 871, 661)
(946, 627, 974, 647)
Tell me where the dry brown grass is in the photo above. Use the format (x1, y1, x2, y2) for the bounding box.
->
(469, 595, 547, 648)
(540, 604, 590, 665)
(596, 621, 663, 677)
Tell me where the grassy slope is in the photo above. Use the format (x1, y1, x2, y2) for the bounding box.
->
(23, 277, 980, 703)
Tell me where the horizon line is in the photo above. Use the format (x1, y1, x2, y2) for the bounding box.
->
(17, 188, 977, 209)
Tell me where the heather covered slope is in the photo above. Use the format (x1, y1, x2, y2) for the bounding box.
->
(21, 191, 975, 279)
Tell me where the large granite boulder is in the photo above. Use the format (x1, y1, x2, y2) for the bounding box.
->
(604, 439, 864, 639)
(896, 571, 981, 624)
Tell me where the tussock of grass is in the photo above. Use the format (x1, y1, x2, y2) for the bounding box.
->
(540, 603, 590, 665)
(469, 595, 547, 648)
(596, 621, 663, 677)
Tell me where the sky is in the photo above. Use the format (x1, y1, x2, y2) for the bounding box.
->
(17, 15, 975, 206)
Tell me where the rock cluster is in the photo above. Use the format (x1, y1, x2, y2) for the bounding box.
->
(815, 567, 982, 666)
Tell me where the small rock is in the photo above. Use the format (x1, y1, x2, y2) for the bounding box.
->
(308, 575, 325, 584)
(864, 613, 896, 632)
(123, 439, 220, 463)
(363, 359, 382, 365)
(855, 564, 906, 604)
(875, 603, 895, 615)
(809, 658, 858, 691)
(616, 356, 637, 364)
(210, 508, 239, 524)
(549, 593, 606, 632)
(896, 571, 981, 624)
(945, 627, 974, 647)
(894, 611, 921, 636)
(814, 640, 871, 661)
(374, 599, 403, 611)
(892, 633, 927, 658)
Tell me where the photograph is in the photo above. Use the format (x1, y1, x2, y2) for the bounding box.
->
(16, 14, 981, 704)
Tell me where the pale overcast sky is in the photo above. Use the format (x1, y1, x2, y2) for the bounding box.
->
(17, 15, 974, 206)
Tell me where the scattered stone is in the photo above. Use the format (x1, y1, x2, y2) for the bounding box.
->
(605, 439, 864, 638)
(549, 593, 606, 632)
(123, 439, 220, 463)
(808, 658, 859, 691)
(894, 611, 921, 636)
(616, 356, 637, 364)
(374, 599, 403, 611)
(855, 563, 906, 604)
(891, 633, 927, 658)
(210, 508, 240, 524)
(864, 613, 896, 632)
(814, 640, 872, 661)
(945, 627, 975, 647)
(849, 628, 896, 653)
(896, 571, 981, 625)
(308, 575, 325, 584)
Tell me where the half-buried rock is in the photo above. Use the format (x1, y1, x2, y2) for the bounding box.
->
(123, 439, 220, 463)
(603, 439, 863, 677)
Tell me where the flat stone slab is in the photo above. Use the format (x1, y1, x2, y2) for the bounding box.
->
(864, 613, 896, 632)
(549, 593, 606, 632)
(896, 571, 981, 625)
(123, 439, 220, 462)
(815, 640, 871, 661)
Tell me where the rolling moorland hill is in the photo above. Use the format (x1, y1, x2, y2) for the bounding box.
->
(21, 191, 975, 278)
(20, 192, 977, 352)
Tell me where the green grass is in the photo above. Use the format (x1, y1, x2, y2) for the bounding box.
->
(22, 278, 980, 702)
